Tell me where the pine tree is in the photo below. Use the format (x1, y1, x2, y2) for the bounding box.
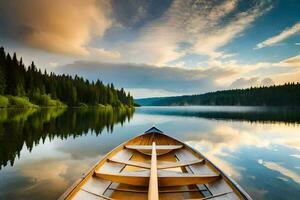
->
(0, 47, 6, 94)
(0, 47, 134, 107)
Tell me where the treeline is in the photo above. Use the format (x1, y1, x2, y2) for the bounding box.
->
(0, 47, 134, 107)
(136, 83, 300, 106)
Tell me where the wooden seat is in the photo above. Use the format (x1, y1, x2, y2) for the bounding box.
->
(125, 145, 183, 155)
(158, 159, 204, 169)
(108, 157, 204, 169)
(108, 188, 201, 193)
(108, 158, 150, 169)
(94, 171, 220, 187)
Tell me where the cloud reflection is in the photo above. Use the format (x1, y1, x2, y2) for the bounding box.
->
(258, 160, 300, 184)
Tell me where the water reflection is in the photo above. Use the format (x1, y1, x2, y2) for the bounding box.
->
(0, 107, 134, 169)
(134, 107, 300, 200)
(0, 106, 299, 200)
(137, 106, 300, 124)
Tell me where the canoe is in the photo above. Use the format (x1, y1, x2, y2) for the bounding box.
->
(59, 127, 252, 200)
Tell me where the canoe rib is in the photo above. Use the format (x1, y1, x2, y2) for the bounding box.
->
(108, 157, 204, 169)
(94, 171, 220, 186)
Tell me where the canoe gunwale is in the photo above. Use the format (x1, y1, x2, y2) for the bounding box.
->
(59, 128, 253, 200)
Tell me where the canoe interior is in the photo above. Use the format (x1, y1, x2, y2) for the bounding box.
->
(60, 127, 251, 200)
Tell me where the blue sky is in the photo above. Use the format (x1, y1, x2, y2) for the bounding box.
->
(0, 0, 299, 98)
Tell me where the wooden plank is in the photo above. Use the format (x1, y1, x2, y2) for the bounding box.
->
(60, 143, 133, 199)
(80, 188, 114, 200)
(108, 187, 201, 193)
(186, 191, 234, 200)
(94, 171, 220, 186)
(108, 157, 203, 170)
(108, 188, 147, 193)
(175, 149, 238, 199)
(175, 149, 214, 197)
(80, 177, 111, 198)
(108, 158, 150, 169)
(74, 149, 133, 199)
(206, 180, 237, 199)
(72, 189, 108, 200)
(94, 171, 150, 186)
(125, 145, 183, 155)
(158, 174, 220, 187)
(125, 145, 183, 150)
(62, 129, 249, 199)
(158, 159, 204, 169)
(148, 142, 159, 200)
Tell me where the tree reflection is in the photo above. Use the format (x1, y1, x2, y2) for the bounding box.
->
(0, 107, 134, 169)
(137, 107, 300, 125)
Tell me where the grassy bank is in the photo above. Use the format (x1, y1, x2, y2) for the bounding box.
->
(0, 95, 135, 109)
(0, 95, 66, 108)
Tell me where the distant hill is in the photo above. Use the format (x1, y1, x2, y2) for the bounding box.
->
(136, 83, 300, 106)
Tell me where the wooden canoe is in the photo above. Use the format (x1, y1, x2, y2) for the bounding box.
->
(59, 127, 252, 200)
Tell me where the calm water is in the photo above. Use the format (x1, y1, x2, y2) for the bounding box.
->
(0, 106, 299, 200)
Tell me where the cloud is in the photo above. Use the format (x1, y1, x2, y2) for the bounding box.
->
(0, 0, 112, 56)
(111, 0, 150, 26)
(281, 54, 300, 67)
(49, 62, 59, 68)
(89, 48, 121, 60)
(290, 155, 300, 159)
(230, 77, 274, 88)
(259, 160, 300, 184)
(261, 77, 275, 85)
(119, 0, 272, 65)
(56, 52, 300, 98)
(182, 122, 300, 180)
(126, 88, 179, 98)
(56, 60, 238, 96)
(203, 53, 300, 87)
(193, 0, 272, 58)
(256, 22, 300, 49)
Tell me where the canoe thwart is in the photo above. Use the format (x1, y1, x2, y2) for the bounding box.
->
(108, 157, 204, 169)
(158, 159, 204, 169)
(107, 187, 202, 193)
(125, 145, 183, 150)
(94, 171, 220, 186)
(125, 145, 183, 156)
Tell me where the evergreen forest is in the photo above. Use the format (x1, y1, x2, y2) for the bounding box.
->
(137, 83, 300, 106)
(0, 47, 134, 107)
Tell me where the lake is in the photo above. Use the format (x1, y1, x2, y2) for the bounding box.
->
(0, 106, 299, 200)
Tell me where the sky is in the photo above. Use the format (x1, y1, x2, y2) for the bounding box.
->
(0, 0, 299, 98)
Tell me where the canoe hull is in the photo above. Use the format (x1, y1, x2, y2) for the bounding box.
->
(59, 127, 252, 200)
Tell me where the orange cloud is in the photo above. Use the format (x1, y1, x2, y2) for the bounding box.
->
(1, 0, 112, 56)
